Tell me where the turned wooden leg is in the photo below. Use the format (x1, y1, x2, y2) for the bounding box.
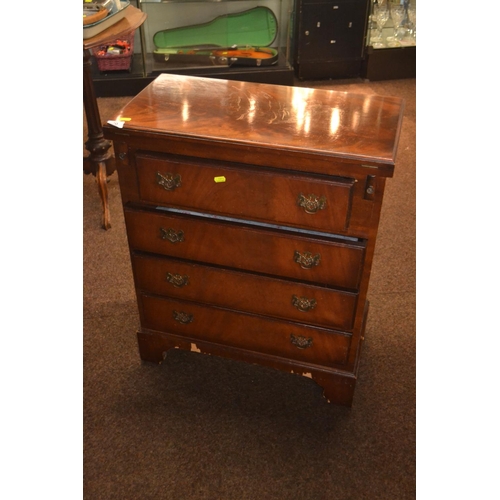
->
(96, 162, 111, 230)
(83, 48, 116, 230)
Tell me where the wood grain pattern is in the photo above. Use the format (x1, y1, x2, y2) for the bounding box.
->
(131, 253, 358, 330)
(135, 152, 355, 234)
(124, 208, 365, 290)
(139, 294, 352, 367)
(103, 74, 404, 167)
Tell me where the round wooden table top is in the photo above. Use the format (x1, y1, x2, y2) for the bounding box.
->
(83, 5, 147, 50)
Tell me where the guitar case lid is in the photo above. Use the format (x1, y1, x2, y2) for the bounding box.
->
(153, 7, 278, 49)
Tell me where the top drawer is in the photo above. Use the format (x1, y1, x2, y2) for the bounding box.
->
(135, 153, 355, 234)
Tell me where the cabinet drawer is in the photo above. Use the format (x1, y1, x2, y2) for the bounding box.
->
(132, 254, 358, 330)
(139, 294, 351, 367)
(124, 208, 365, 289)
(135, 153, 355, 233)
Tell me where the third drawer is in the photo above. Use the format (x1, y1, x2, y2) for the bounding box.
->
(132, 253, 358, 330)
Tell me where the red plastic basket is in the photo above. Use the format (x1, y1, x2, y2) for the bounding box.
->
(93, 30, 135, 72)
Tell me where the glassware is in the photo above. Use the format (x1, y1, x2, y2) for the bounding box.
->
(407, 3, 416, 44)
(387, 4, 406, 47)
(390, 5, 405, 42)
(372, 3, 390, 47)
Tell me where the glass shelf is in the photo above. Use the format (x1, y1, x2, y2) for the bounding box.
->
(361, 0, 416, 80)
(366, 0, 416, 50)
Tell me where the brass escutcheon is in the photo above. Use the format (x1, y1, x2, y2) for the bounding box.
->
(173, 310, 193, 325)
(290, 334, 313, 349)
(292, 295, 317, 312)
(156, 171, 181, 191)
(160, 227, 184, 243)
(297, 193, 327, 214)
(166, 273, 190, 288)
(293, 251, 321, 269)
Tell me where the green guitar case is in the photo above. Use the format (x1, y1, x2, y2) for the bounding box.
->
(153, 7, 279, 67)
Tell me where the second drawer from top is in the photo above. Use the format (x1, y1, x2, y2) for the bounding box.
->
(124, 208, 366, 290)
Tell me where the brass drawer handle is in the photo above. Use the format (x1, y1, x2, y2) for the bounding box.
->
(173, 310, 193, 325)
(160, 227, 184, 243)
(297, 193, 327, 214)
(292, 295, 317, 312)
(166, 272, 189, 288)
(290, 334, 313, 349)
(294, 251, 321, 269)
(156, 171, 181, 191)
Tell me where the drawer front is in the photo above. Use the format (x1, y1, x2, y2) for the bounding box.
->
(132, 254, 358, 330)
(136, 153, 355, 233)
(139, 294, 351, 367)
(124, 209, 365, 289)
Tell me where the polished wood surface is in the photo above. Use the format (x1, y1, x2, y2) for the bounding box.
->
(105, 75, 404, 406)
(135, 152, 355, 234)
(124, 208, 365, 289)
(104, 73, 404, 167)
(131, 254, 357, 330)
(139, 294, 352, 367)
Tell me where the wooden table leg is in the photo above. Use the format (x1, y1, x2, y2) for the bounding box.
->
(83, 48, 115, 230)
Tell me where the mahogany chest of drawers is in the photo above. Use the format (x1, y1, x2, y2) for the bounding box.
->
(103, 74, 404, 406)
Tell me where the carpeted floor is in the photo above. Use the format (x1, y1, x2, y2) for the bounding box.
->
(84, 76, 416, 500)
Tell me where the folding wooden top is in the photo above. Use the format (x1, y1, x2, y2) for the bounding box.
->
(104, 74, 405, 172)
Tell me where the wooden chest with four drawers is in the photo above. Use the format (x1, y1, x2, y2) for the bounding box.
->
(103, 74, 404, 406)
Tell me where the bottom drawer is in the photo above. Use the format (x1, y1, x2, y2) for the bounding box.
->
(139, 293, 351, 367)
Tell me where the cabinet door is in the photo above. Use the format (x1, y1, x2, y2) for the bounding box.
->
(297, 0, 368, 63)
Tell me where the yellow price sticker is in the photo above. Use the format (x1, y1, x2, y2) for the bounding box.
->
(214, 176, 226, 183)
